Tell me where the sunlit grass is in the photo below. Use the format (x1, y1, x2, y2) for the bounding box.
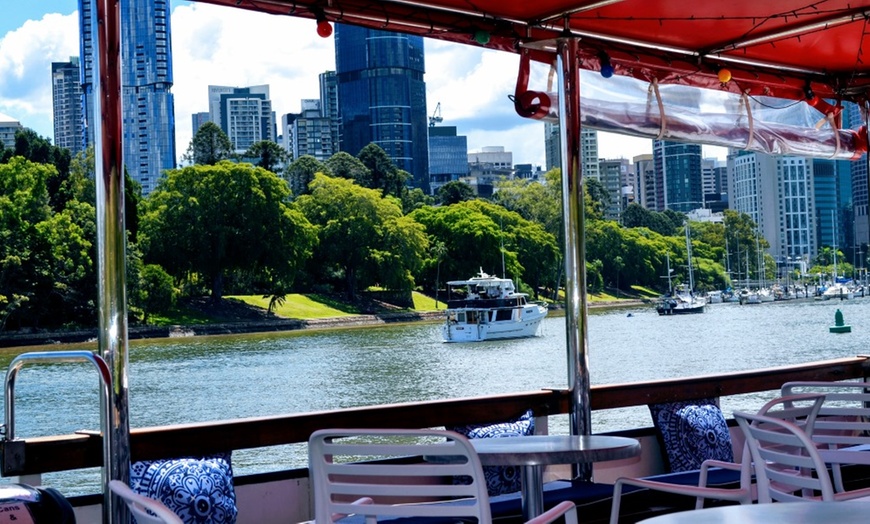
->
(630, 285, 661, 298)
(412, 291, 445, 311)
(145, 307, 218, 326)
(228, 294, 358, 319)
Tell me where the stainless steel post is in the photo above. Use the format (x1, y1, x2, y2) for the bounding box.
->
(93, 0, 131, 522)
(557, 37, 592, 480)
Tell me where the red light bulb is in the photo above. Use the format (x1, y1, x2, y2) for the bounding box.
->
(316, 19, 332, 38)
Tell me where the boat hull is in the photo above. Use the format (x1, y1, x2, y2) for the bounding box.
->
(655, 301, 706, 315)
(443, 305, 548, 342)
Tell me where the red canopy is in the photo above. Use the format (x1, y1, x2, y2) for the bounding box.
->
(195, 0, 870, 102)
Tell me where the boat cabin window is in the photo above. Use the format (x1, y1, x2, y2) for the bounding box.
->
(494, 309, 514, 321)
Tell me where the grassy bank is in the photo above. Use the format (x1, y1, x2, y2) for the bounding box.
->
(145, 290, 646, 327)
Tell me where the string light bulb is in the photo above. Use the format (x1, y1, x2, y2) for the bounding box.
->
(599, 52, 614, 78)
(315, 11, 332, 38)
(717, 68, 732, 83)
(473, 29, 490, 45)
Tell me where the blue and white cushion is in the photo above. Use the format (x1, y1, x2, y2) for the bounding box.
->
(649, 399, 733, 473)
(450, 410, 535, 495)
(130, 454, 237, 524)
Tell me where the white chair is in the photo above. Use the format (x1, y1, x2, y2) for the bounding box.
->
(735, 409, 870, 503)
(108, 480, 183, 524)
(781, 380, 870, 492)
(308, 428, 578, 524)
(609, 393, 825, 524)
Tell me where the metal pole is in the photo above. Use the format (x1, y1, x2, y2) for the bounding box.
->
(556, 38, 592, 480)
(93, 0, 131, 521)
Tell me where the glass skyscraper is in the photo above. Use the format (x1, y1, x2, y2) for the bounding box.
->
(79, 0, 176, 195)
(653, 140, 703, 213)
(334, 24, 430, 192)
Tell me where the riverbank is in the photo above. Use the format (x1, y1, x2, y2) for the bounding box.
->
(0, 299, 645, 348)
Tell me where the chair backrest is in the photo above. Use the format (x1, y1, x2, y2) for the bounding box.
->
(308, 428, 492, 523)
(108, 480, 183, 524)
(754, 393, 826, 432)
(781, 381, 870, 447)
(734, 410, 835, 503)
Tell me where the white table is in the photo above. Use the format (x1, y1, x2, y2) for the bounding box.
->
(638, 502, 870, 523)
(470, 434, 640, 520)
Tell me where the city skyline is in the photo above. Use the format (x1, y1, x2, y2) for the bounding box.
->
(0, 0, 704, 171)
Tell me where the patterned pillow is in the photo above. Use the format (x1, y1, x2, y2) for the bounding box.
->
(129, 454, 237, 524)
(649, 400, 733, 473)
(450, 411, 535, 495)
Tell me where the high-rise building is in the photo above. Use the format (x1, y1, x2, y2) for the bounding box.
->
(318, 71, 340, 158)
(79, 0, 176, 195)
(334, 24, 429, 192)
(51, 58, 85, 154)
(728, 150, 816, 263)
(208, 85, 275, 154)
(845, 102, 868, 256)
(0, 113, 21, 149)
(191, 112, 210, 137)
(428, 126, 468, 193)
(633, 154, 655, 210)
(283, 99, 334, 162)
(653, 140, 703, 212)
(598, 158, 629, 221)
(544, 122, 599, 180)
(814, 159, 838, 250)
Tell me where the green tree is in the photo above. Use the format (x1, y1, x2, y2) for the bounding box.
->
(296, 174, 426, 300)
(140, 161, 317, 303)
(357, 143, 407, 198)
(138, 264, 176, 323)
(244, 140, 288, 173)
(182, 122, 234, 166)
(584, 176, 610, 219)
(4, 128, 73, 211)
(437, 180, 475, 205)
(0, 157, 95, 329)
(325, 151, 370, 182)
(400, 187, 435, 214)
(410, 200, 558, 298)
(285, 155, 331, 197)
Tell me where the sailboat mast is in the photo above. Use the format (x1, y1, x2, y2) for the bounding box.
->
(685, 224, 695, 291)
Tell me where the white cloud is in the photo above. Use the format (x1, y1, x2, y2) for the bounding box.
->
(0, 12, 78, 135)
(171, 3, 334, 157)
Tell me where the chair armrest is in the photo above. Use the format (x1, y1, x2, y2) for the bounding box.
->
(525, 500, 577, 524)
(331, 497, 374, 522)
(698, 459, 744, 488)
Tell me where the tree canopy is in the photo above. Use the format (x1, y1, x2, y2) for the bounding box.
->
(183, 122, 234, 166)
(295, 174, 427, 300)
(357, 143, 407, 198)
(436, 180, 475, 205)
(243, 140, 288, 173)
(285, 155, 331, 197)
(140, 161, 317, 302)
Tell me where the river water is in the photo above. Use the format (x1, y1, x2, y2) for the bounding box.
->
(2, 297, 867, 495)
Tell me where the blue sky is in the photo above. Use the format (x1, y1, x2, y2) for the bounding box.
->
(0, 1, 669, 167)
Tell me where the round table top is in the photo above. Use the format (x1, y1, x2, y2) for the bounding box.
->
(639, 502, 870, 523)
(469, 434, 640, 467)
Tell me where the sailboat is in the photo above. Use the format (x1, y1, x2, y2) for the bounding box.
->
(656, 226, 707, 315)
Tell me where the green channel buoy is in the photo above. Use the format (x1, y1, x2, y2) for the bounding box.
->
(830, 309, 852, 334)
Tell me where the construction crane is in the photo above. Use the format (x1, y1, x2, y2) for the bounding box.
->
(429, 102, 443, 127)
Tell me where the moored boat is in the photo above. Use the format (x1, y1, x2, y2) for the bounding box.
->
(442, 271, 548, 342)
